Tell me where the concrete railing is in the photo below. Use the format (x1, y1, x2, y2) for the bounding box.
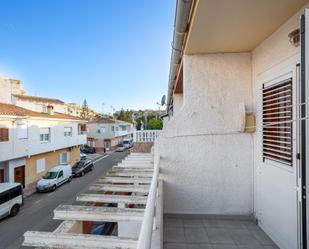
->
(134, 130, 161, 142)
(136, 155, 162, 249)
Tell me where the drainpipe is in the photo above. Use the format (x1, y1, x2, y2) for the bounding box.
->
(167, 0, 194, 106)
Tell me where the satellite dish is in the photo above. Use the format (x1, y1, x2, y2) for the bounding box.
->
(161, 95, 166, 106)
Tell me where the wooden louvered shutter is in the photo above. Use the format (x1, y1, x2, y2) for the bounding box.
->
(262, 79, 293, 165)
(0, 128, 9, 142)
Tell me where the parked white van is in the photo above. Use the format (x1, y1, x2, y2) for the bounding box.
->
(123, 138, 133, 148)
(0, 183, 23, 219)
(36, 165, 72, 192)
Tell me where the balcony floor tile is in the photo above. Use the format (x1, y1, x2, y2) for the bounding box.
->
(164, 227, 186, 243)
(163, 215, 279, 249)
(184, 227, 209, 243)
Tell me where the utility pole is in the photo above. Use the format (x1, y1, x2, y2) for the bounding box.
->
(102, 103, 105, 115)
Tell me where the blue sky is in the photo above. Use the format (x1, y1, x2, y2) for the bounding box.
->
(0, 0, 175, 113)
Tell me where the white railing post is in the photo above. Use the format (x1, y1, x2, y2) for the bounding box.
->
(136, 156, 160, 249)
(133, 130, 162, 143)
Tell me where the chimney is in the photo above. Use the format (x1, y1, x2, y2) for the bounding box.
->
(47, 105, 54, 115)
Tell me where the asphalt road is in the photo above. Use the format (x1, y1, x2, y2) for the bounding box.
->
(0, 151, 129, 249)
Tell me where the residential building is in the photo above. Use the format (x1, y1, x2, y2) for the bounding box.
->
(65, 102, 99, 120)
(66, 103, 83, 117)
(87, 117, 133, 151)
(0, 102, 86, 195)
(1, 76, 98, 119)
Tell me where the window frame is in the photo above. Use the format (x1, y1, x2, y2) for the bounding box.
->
(16, 122, 28, 140)
(59, 152, 70, 165)
(39, 127, 51, 143)
(64, 127, 72, 137)
(36, 158, 46, 173)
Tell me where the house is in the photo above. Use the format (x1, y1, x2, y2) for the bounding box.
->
(66, 103, 83, 117)
(0, 76, 98, 119)
(154, 0, 309, 249)
(0, 102, 87, 195)
(66, 102, 99, 120)
(86, 117, 133, 151)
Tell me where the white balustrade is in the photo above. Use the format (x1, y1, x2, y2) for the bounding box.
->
(133, 130, 161, 142)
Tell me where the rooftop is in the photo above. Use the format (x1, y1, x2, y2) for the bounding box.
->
(0, 102, 85, 121)
(12, 94, 64, 104)
(89, 116, 132, 125)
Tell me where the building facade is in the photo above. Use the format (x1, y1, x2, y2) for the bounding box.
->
(0, 102, 86, 195)
(87, 117, 133, 151)
(12, 94, 66, 114)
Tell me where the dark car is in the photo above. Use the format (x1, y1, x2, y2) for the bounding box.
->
(72, 159, 94, 177)
(80, 144, 96, 154)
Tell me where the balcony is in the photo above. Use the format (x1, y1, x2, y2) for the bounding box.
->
(114, 129, 131, 137)
(22, 150, 278, 249)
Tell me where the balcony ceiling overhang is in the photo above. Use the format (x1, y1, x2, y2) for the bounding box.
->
(185, 0, 308, 54)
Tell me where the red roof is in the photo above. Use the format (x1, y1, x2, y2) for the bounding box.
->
(12, 94, 64, 104)
(0, 102, 86, 121)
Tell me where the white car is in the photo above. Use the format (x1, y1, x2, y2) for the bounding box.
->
(36, 165, 72, 192)
(0, 183, 23, 219)
(116, 145, 127, 152)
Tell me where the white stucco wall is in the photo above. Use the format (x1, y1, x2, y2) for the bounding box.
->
(87, 122, 132, 140)
(0, 77, 23, 104)
(0, 118, 86, 162)
(172, 94, 183, 116)
(13, 98, 66, 114)
(157, 53, 253, 214)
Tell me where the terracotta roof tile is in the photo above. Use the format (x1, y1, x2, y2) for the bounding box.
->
(12, 94, 64, 104)
(88, 117, 132, 124)
(0, 102, 86, 121)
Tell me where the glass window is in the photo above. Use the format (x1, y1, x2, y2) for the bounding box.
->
(43, 171, 58, 179)
(64, 127, 72, 137)
(59, 152, 70, 164)
(36, 158, 46, 173)
(58, 170, 63, 178)
(40, 128, 50, 142)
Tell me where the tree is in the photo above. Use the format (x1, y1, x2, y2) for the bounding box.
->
(81, 99, 89, 119)
(114, 109, 133, 123)
(148, 118, 163, 130)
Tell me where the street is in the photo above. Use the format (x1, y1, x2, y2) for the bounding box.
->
(0, 151, 128, 249)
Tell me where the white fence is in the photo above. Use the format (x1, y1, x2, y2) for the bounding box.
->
(137, 155, 162, 249)
(134, 130, 161, 142)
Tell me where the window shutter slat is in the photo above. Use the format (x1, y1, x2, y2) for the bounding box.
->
(0, 128, 9, 142)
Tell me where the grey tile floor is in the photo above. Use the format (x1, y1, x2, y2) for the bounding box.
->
(164, 215, 280, 249)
